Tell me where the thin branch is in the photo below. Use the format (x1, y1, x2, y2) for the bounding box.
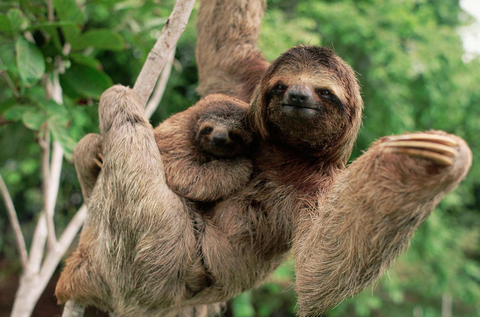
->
(0, 173, 28, 270)
(39, 205, 87, 288)
(40, 125, 58, 249)
(133, 0, 196, 105)
(46, 0, 54, 21)
(145, 48, 176, 119)
(0, 57, 19, 99)
(28, 214, 47, 274)
(62, 300, 86, 317)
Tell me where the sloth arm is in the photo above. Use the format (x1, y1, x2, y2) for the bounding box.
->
(72, 133, 103, 206)
(196, 0, 269, 101)
(94, 85, 199, 302)
(154, 107, 253, 202)
(293, 131, 472, 316)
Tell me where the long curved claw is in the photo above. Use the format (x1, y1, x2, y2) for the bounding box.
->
(384, 133, 458, 147)
(382, 134, 458, 167)
(94, 158, 103, 169)
(384, 147, 453, 166)
(383, 141, 456, 157)
(94, 153, 104, 169)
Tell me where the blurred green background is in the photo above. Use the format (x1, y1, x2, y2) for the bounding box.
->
(0, 0, 479, 316)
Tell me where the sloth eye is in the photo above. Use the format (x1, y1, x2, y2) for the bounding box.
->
(318, 89, 332, 97)
(316, 89, 335, 100)
(273, 84, 287, 94)
(202, 127, 213, 134)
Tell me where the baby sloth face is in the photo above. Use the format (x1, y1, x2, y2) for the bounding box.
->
(196, 114, 253, 158)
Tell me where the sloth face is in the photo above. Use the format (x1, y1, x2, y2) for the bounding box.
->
(196, 116, 253, 158)
(265, 69, 347, 150)
(250, 45, 362, 158)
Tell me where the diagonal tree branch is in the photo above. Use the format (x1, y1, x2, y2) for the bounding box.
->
(0, 173, 28, 270)
(145, 47, 176, 119)
(133, 0, 195, 105)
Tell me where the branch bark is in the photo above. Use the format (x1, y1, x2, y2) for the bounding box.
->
(145, 47, 176, 119)
(133, 0, 195, 105)
(0, 173, 28, 270)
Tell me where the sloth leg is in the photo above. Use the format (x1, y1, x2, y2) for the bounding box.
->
(73, 133, 103, 205)
(294, 131, 472, 316)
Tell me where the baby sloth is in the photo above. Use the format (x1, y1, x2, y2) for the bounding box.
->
(154, 94, 254, 202)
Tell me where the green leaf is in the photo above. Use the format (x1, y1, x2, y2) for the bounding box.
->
(53, 0, 85, 25)
(49, 117, 76, 160)
(3, 105, 36, 121)
(0, 42, 18, 75)
(0, 16, 12, 36)
(22, 110, 47, 130)
(8, 9, 24, 35)
(60, 63, 113, 99)
(70, 53, 101, 68)
(0, 99, 17, 116)
(72, 29, 125, 51)
(39, 99, 69, 117)
(26, 21, 76, 32)
(61, 25, 81, 45)
(15, 37, 46, 87)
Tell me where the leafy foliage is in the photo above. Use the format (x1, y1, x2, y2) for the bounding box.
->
(0, 0, 479, 316)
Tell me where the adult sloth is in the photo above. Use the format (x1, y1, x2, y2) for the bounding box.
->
(56, 0, 472, 316)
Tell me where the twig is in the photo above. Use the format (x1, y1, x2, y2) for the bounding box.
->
(40, 124, 58, 249)
(62, 300, 86, 317)
(133, 0, 196, 105)
(46, 0, 54, 21)
(0, 57, 19, 99)
(38, 205, 87, 293)
(28, 214, 47, 274)
(0, 173, 28, 270)
(145, 48, 176, 119)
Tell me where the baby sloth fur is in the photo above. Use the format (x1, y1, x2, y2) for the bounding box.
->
(155, 94, 253, 202)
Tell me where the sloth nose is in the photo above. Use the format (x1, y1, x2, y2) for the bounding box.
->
(211, 133, 229, 146)
(286, 86, 314, 107)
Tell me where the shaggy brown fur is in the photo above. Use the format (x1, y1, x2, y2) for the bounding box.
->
(154, 94, 253, 202)
(56, 0, 472, 316)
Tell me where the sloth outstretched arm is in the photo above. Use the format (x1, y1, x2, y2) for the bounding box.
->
(293, 132, 472, 316)
(196, 0, 269, 101)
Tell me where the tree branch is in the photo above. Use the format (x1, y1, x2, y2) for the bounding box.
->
(145, 48, 176, 119)
(0, 173, 28, 270)
(133, 0, 195, 105)
(62, 300, 86, 317)
(40, 125, 58, 249)
(38, 205, 87, 294)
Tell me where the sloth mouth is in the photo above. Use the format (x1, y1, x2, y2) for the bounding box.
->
(281, 103, 320, 111)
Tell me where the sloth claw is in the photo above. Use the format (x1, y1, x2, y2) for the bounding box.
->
(382, 134, 458, 166)
(384, 133, 458, 147)
(94, 158, 103, 169)
(94, 152, 103, 169)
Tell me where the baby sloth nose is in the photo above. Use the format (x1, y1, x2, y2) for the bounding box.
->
(286, 85, 314, 107)
(211, 132, 229, 146)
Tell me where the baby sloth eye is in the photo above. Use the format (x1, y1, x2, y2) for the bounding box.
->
(202, 127, 213, 134)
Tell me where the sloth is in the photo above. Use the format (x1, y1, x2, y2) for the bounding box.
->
(154, 94, 253, 202)
(56, 0, 472, 316)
